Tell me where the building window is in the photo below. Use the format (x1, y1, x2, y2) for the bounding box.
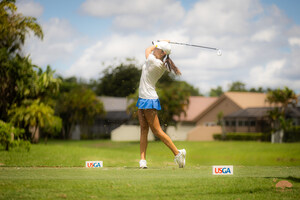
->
(238, 121, 243, 126)
(225, 121, 230, 126)
(250, 121, 256, 126)
(231, 121, 236, 126)
(245, 121, 249, 126)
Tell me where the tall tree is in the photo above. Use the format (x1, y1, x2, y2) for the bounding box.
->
(57, 86, 105, 139)
(228, 81, 247, 92)
(0, 0, 44, 120)
(0, 0, 43, 54)
(266, 87, 298, 143)
(209, 86, 223, 97)
(96, 62, 141, 97)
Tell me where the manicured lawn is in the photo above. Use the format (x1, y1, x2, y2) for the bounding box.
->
(0, 140, 300, 199)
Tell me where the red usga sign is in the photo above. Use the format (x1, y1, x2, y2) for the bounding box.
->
(212, 166, 233, 175)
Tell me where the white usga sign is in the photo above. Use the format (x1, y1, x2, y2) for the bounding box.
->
(213, 165, 233, 175)
(86, 161, 103, 168)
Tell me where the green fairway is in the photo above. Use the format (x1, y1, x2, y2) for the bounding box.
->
(0, 140, 300, 199)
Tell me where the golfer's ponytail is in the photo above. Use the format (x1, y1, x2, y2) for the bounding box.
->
(164, 55, 181, 75)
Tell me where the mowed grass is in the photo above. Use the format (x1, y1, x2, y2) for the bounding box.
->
(0, 140, 300, 199)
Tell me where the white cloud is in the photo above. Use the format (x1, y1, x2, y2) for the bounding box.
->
(288, 37, 300, 46)
(249, 59, 285, 86)
(16, 0, 43, 17)
(184, 0, 263, 36)
(251, 28, 277, 42)
(80, 0, 185, 31)
(65, 34, 147, 79)
(24, 18, 83, 67)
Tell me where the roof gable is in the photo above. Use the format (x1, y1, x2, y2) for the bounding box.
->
(194, 92, 271, 122)
(225, 92, 269, 109)
(174, 96, 217, 122)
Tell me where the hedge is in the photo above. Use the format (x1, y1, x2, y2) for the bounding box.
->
(213, 132, 265, 141)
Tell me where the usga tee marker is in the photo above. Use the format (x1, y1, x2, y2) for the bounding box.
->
(86, 161, 103, 168)
(213, 165, 233, 175)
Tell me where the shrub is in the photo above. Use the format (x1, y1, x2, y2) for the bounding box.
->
(0, 120, 30, 151)
(213, 132, 264, 141)
(284, 126, 300, 142)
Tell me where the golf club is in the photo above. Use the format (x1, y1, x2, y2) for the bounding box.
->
(154, 40, 222, 56)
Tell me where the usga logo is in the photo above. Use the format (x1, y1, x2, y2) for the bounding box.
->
(86, 161, 103, 168)
(212, 165, 233, 175)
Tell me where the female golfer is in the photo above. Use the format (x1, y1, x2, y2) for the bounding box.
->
(136, 40, 186, 169)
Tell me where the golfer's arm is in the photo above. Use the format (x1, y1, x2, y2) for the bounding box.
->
(145, 45, 156, 59)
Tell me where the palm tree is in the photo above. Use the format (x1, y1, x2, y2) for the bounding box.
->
(0, 0, 43, 54)
(9, 99, 61, 143)
(266, 87, 298, 143)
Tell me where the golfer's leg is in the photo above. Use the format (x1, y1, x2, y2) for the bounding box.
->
(144, 109, 179, 156)
(138, 109, 149, 160)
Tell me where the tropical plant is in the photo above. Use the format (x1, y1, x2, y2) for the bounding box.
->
(0, 0, 43, 54)
(266, 87, 298, 143)
(0, 120, 30, 151)
(8, 99, 62, 143)
(0, 0, 44, 121)
(57, 87, 105, 139)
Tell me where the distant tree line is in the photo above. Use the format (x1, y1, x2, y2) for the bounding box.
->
(209, 81, 274, 97)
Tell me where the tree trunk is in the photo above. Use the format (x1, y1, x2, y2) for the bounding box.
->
(220, 119, 226, 140)
(31, 125, 39, 143)
(271, 129, 284, 143)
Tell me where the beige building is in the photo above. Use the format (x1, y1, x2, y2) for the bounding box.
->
(187, 92, 272, 141)
(194, 92, 270, 126)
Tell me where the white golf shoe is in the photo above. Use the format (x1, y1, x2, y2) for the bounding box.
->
(139, 160, 147, 169)
(174, 149, 186, 168)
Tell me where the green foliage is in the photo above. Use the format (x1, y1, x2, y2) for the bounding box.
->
(8, 99, 62, 143)
(266, 86, 298, 110)
(284, 126, 300, 142)
(0, 120, 30, 151)
(96, 61, 142, 97)
(157, 81, 190, 130)
(249, 87, 264, 93)
(57, 86, 105, 139)
(209, 86, 223, 97)
(0, 0, 43, 54)
(228, 81, 247, 92)
(213, 132, 265, 141)
(266, 87, 298, 142)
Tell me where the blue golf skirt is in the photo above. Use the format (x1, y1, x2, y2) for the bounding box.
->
(136, 98, 161, 110)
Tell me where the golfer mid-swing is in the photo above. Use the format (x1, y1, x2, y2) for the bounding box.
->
(136, 40, 186, 168)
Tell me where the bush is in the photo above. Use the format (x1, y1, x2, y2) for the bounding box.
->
(0, 120, 30, 151)
(213, 132, 264, 141)
(284, 126, 300, 142)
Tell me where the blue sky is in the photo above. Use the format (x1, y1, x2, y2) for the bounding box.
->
(17, 0, 300, 94)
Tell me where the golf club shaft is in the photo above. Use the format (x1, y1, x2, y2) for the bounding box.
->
(169, 41, 219, 51)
